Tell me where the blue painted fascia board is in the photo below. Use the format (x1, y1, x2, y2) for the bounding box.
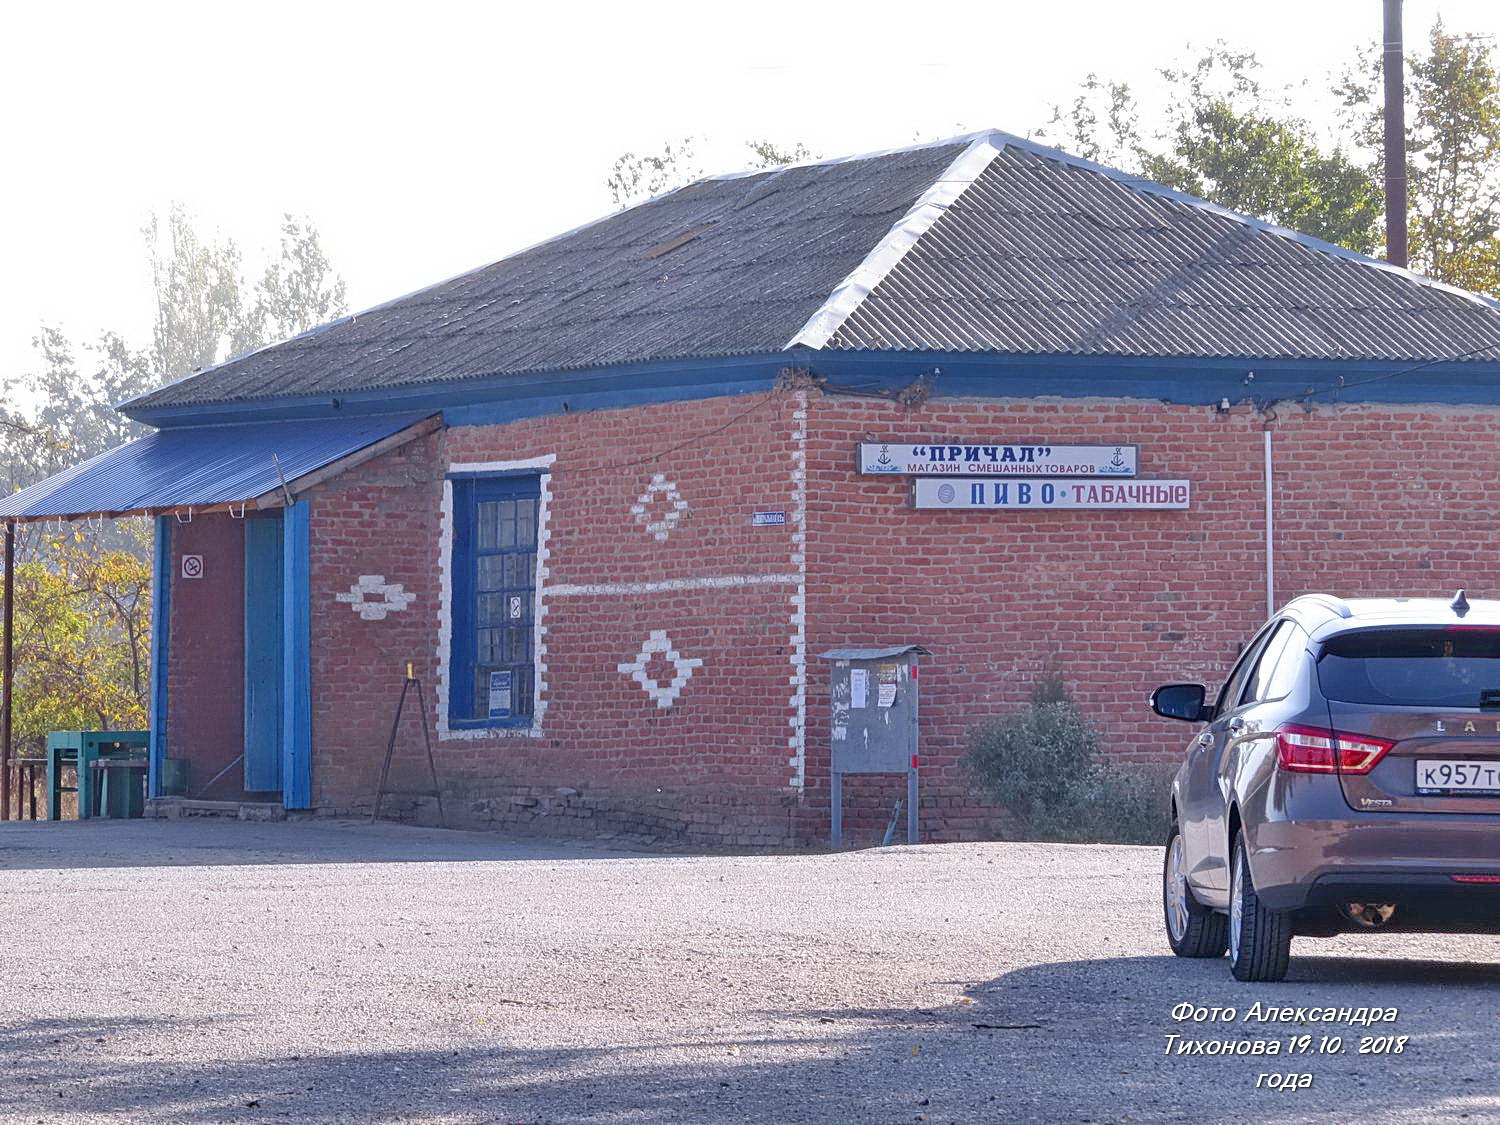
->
(280, 500, 312, 809)
(123, 349, 1500, 432)
(122, 354, 796, 427)
(147, 516, 171, 798)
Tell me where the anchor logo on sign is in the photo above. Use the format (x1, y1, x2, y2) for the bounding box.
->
(1107, 446, 1129, 474)
(877, 444, 893, 467)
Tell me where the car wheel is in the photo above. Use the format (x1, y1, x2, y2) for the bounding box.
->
(1163, 822, 1228, 958)
(1227, 832, 1292, 982)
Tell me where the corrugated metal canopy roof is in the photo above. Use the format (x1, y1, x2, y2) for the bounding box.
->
(0, 413, 436, 521)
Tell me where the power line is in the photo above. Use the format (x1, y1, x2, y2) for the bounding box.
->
(1287, 338, 1500, 405)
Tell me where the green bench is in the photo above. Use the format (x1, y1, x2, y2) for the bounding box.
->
(45, 731, 150, 820)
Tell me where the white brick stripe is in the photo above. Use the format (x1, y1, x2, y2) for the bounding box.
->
(548, 573, 799, 597)
(787, 391, 810, 792)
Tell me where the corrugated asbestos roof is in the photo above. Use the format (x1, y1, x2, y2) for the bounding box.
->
(0, 413, 430, 520)
(126, 142, 968, 411)
(822, 143, 1500, 359)
(124, 129, 1500, 413)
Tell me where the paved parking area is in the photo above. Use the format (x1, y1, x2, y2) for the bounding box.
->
(2, 817, 1498, 1123)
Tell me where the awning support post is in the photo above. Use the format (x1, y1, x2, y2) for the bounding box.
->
(280, 501, 313, 809)
(2, 520, 14, 820)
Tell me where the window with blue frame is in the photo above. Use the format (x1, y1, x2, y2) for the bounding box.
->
(449, 474, 541, 726)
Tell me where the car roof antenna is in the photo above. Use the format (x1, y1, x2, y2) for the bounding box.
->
(1451, 589, 1471, 618)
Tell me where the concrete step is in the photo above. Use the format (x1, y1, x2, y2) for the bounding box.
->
(146, 798, 286, 822)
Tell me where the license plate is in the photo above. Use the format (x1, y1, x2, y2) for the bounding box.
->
(1416, 759, 1500, 794)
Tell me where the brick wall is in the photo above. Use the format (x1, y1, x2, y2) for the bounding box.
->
(801, 393, 1500, 840)
(303, 394, 806, 845)
(164, 514, 248, 800)
(182, 382, 1500, 846)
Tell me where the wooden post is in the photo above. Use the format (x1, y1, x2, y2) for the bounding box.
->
(2, 520, 14, 820)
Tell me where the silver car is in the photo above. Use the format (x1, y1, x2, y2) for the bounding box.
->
(1152, 592, 1500, 981)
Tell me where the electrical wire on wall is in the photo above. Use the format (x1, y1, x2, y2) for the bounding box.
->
(1268, 339, 1500, 414)
(1245, 339, 1500, 620)
(599, 367, 817, 472)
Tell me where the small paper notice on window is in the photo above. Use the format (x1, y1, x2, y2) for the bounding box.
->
(877, 682, 897, 708)
(850, 668, 868, 708)
(488, 670, 513, 720)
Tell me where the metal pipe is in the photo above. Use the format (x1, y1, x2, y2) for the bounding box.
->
(1264, 431, 1276, 618)
(1384, 0, 1409, 267)
(2, 521, 14, 820)
(830, 771, 842, 848)
(906, 770, 918, 846)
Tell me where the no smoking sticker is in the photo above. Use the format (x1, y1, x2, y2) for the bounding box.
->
(180, 554, 203, 579)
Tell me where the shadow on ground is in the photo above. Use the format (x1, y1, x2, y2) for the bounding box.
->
(3, 955, 1497, 1123)
(0, 817, 659, 871)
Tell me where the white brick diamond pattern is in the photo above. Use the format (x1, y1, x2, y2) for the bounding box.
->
(336, 574, 417, 621)
(630, 473, 687, 541)
(617, 630, 703, 709)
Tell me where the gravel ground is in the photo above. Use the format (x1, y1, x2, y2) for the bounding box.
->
(1, 818, 1498, 1124)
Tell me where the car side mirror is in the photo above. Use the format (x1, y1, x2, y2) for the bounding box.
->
(1151, 683, 1209, 722)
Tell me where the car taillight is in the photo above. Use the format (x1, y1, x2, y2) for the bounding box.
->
(1275, 724, 1395, 774)
(1451, 875, 1500, 884)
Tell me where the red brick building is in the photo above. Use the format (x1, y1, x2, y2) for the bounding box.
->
(9, 130, 1500, 844)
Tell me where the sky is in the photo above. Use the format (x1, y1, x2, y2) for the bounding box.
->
(3, 0, 1499, 389)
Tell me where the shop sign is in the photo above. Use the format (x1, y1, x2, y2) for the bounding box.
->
(860, 442, 1136, 477)
(912, 478, 1190, 511)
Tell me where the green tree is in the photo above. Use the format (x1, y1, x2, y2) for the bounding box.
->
(1339, 21, 1500, 291)
(243, 214, 349, 351)
(607, 137, 705, 209)
(11, 531, 151, 754)
(1037, 72, 1144, 169)
(607, 138, 819, 209)
(1, 209, 347, 769)
(6, 207, 348, 488)
(146, 203, 249, 381)
(1039, 46, 1381, 254)
(8, 327, 153, 488)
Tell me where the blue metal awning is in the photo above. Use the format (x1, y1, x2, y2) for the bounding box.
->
(0, 413, 441, 521)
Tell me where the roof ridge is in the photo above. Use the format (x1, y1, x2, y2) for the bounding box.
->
(784, 135, 1004, 350)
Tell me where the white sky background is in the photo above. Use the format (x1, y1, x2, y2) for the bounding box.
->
(2, 0, 1498, 389)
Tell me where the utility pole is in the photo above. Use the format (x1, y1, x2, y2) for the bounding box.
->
(1384, 0, 1408, 267)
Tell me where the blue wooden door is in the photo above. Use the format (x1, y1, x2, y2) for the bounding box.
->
(243, 515, 284, 793)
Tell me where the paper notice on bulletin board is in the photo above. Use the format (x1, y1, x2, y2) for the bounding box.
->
(850, 668, 868, 708)
(877, 682, 897, 708)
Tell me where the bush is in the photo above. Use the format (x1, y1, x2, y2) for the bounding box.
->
(963, 674, 1174, 844)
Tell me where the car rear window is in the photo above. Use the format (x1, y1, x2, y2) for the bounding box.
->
(1317, 627, 1500, 707)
